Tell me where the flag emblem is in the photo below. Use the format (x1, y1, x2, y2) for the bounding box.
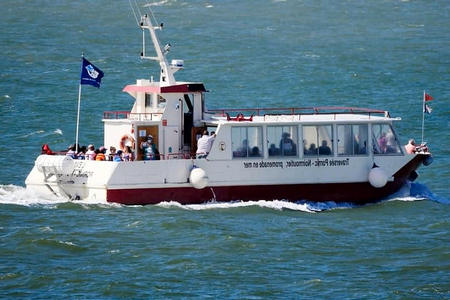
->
(86, 64, 100, 79)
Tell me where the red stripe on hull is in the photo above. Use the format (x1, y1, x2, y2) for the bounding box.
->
(107, 155, 428, 205)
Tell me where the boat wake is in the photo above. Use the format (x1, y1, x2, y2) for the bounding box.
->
(1, 182, 447, 210)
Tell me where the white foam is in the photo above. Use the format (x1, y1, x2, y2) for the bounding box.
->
(22, 130, 45, 138)
(53, 128, 63, 135)
(0, 185, 112, 207)
(158, 200, 324, 212)
(144, 0, 169, 7)
(0, 185, 67, 207)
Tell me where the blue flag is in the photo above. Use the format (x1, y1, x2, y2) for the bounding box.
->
(80, 57, 104, 88)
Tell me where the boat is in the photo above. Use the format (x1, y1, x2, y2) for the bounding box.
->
(25, 13, 433, 205)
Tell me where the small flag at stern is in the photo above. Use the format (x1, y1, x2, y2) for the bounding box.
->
(424, 93, 433, 101)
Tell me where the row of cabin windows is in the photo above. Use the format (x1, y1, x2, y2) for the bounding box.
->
(231, 124, 402, 158)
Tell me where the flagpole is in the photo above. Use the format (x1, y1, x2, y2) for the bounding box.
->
(75, 53, 84, 154)
(75, 83, 82, 153)
(421, 90, 425, 144)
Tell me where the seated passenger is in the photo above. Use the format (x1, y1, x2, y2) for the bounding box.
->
(41, 144, 55, 155)
(85, 144, 96, 160)
(385, 132, 399, 154)
(307, 143, 317, 155)
(318, 140, 331, 155)
(236, 139, 251, 157)
(123, 146, 134, 161)
(113, 150, 123, 162)
(249, 146, 261, 157)
(378, 133, 387, 153)
(107, 146, 116, 161)
(405, 139, 416, 154)
(66, 144, 77, 159)
(77, 145, 87, 160)
(359, 141, 367, 154)
(96, 146, 106, 161)
(268, 144, 279, 156)
(279, 132, 296, 156)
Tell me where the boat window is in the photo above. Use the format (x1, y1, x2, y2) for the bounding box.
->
(337, 124, 368, 156)
(303, 125, 333, 156)
(145, 93, 154, 108)
(267, 126, 298, 157)
(232, 126, 263, 158)
(372, 124, 402, 155)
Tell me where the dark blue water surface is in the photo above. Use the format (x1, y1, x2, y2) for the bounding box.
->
(0, 0, 449, 298)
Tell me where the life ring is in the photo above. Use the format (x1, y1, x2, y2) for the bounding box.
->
(120, 134, 135, 151)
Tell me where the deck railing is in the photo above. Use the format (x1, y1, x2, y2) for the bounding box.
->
(208, 106, 389, 119)
(103, 111, 163, 121)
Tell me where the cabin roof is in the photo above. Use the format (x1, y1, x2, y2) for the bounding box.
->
(123, 82, 206, 96)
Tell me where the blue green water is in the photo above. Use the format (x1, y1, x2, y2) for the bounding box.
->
(0, 0, 449, 298)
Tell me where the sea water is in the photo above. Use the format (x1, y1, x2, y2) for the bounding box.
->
(0, 0, 449, 298)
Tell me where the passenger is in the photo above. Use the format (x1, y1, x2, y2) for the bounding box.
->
(41, 144, 55, 155)
(405, 139, 416, 154)
(77, 145, 87, 160)
(359, 141, 367, 154)
(307, 143, 317, 155)
(378, 133, 387, 153)
(279, 132, 296, 156)
(386, 132, 398, 153)
(268, 143, 279, 156)
(196, 130, 216, 158)
(318, 140, 331, 155)
(123, 146, 134, 161)
(249, 146, 261, 157)
(66, 144, 77, 159)
(85, 144, 96, 160)
(140, 135, 159, 160)
(96, 146, 106, 161)
(107, 146, 116, 161)
(236, 139, 251, 157)
(113, 150, 123, 162)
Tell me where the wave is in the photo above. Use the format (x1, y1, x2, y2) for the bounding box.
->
(21, 129, 63, 138)
(143, 0, 169, 7)
(1, 182, 447, 210)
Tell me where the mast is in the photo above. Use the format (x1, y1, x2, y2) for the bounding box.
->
(139, 14, 178, 86)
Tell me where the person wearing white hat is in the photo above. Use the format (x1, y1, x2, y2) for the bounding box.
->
(85, 144, 96, 160)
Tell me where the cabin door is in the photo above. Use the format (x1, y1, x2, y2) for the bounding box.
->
(136, 125, 159, 160)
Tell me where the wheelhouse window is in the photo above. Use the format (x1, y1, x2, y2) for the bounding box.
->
(337, 124, 368, 156)
(145, 93, 154, 108)
(232, 126, 263, 158)
(372, 124, 402, 155)
(267, 126, 298, 157)
(303, 125, 333, 156)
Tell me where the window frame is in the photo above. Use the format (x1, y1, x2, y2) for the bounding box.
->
(337, 124, 369, 156)
(231, 126, 264, 159)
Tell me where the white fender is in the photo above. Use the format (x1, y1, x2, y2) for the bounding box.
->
(36, 155, 74, 174)
(189, 168, 208, 189)
(368, 167, 388, 188)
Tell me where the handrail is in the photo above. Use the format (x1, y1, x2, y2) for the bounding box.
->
(208, 106, 388, 117)
(103, 111, 163, 120)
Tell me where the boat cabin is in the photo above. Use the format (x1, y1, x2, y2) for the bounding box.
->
(103, 80, 208, 160)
